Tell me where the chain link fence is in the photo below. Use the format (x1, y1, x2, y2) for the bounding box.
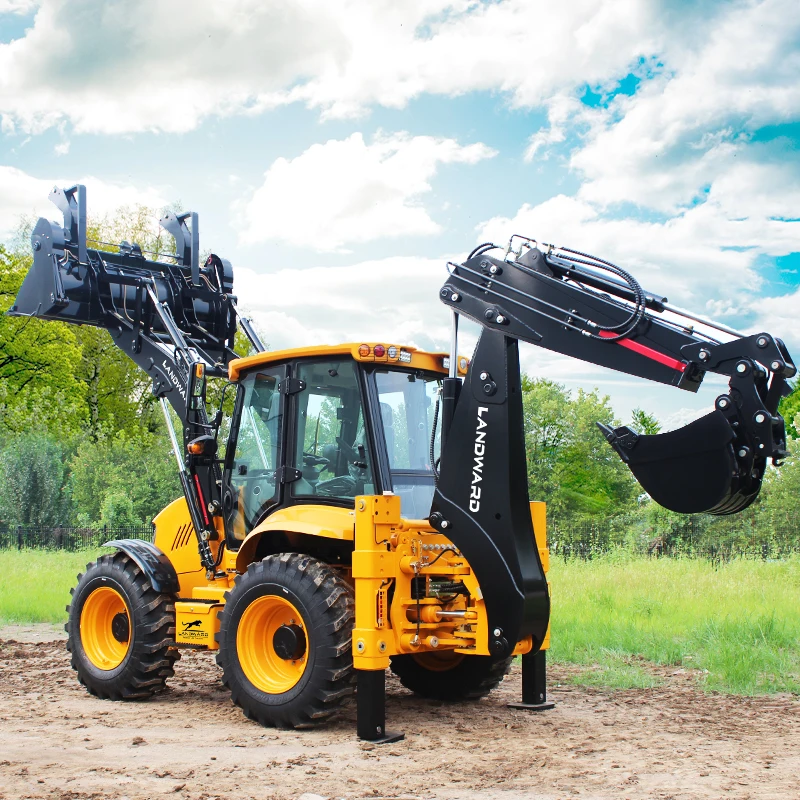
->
(0, 524, 153, 551)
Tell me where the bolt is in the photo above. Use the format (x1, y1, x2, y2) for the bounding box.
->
(377, 726, 383, 735)
(757, 336, 769, 348)
(440, 520, 450, 529)
(771, 360, 782, 371)
(737, 363, 748, 374)
(759, 443, 765, 449)
(450, 292, 460, 302)
(496, 315, 506, 324)
(699, 350, 710, 361)
(356, 640, 365, 653)
(755, 413, 766, 424)
(718, 398, 729, 409)
(738, 448, 747, 458)
(479, 372, 489, 381)
(378, 641, 387, 652)
(489, 265, 499, 275)
(32, 239, 41, 251)
(429, 636, 439, 648)
(493, 628, 502, 638)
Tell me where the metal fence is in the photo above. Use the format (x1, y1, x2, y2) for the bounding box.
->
(549, 515, 800, 562)
(3, 517, 800, 561)
(0, 524, 153, 551)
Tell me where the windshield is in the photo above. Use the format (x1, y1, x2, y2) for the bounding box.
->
(373, 369, 441, 518)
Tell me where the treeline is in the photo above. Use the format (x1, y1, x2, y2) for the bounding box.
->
(1, 208, 799, 540)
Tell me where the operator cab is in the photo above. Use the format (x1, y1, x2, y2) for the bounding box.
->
(221, 344, 455, 545)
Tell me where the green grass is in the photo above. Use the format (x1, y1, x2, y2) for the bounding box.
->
(0, 548, 103, 625)
(549, 555, 800, 694)
(2, 549, 799, 695)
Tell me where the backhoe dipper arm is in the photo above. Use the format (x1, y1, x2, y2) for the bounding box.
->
(8, 185, 252, 573)
(430, 237, 795, 659)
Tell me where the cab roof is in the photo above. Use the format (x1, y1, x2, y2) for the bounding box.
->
(228, 342, 468, 381)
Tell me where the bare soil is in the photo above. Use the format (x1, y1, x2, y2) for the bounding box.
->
(1, 626, 799, 800)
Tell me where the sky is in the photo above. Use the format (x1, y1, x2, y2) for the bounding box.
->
(1, 0, 799, 429)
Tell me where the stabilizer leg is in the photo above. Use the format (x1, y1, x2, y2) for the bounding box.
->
(508, 650, 555, 711)
(356, 669, 404, 744)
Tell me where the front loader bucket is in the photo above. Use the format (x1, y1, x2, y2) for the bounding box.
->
(598, 410, 760, 515)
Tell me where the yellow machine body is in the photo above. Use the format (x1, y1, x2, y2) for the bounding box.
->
(153, 491, 550, 661)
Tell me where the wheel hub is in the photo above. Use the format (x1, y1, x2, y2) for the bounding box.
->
(273, 623, 306, 661)
(111, 612, 130, 643)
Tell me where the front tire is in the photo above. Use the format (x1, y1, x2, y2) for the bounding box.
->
(390, 651, 513, 701)
(66, 551, 179, 699)
(216, 553, 355, 729)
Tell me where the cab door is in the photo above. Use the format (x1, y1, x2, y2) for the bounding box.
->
(222, 365, 287, 542)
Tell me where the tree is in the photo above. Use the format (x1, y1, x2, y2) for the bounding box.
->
(67, 430, 181, 525)
(630, 407, 661, 435)
(778, 380, 800, 440)
(0, 433, 70, 526)
(0, 246, 86, 435)
(522, 378, 640, 518)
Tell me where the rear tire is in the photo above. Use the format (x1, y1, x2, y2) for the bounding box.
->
(216, 553, 355, 729)
(66, 551, 179, 700)
(390, 651, 512, 701)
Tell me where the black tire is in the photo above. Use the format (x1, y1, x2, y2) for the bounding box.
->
(216, 553, 355, 729)
(66, 551, 179, 700)
(390, 651, 513, 701)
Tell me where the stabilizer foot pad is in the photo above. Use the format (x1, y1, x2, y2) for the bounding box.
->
(508, 701, 555, 711)
(359, 731, 405, 744)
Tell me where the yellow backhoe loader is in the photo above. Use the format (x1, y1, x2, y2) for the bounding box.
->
(10, 185, 795, 741)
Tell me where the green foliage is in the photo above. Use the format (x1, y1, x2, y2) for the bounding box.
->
(67, 430, 181, 526)
(629, 407, 661, 435)
(550, 555, 800, 694)
(0, 433, 71, 526)
(522, 378, 638, 517)
(99, 492, 141, 528)
(0, 246, 86, 434)
(779, 379, 800, 439)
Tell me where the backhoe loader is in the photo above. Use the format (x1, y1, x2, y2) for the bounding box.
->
(10, 185, 795, 741)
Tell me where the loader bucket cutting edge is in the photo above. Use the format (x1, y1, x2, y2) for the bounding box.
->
(598, 410, 751, 515)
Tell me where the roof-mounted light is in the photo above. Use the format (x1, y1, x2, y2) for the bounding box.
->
(358, 344, 371, 358)
(399, 350, 412, 363)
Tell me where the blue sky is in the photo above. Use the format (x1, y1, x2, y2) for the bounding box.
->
(2, 0, 799, 428)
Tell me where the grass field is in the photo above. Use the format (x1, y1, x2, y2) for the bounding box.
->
(0, 549, 103, 625)
(1, 549, 798, 694)
(549, 555, 800, 694)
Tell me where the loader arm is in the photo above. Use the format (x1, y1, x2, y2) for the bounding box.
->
(430, 237, 796, 658)
(8, 185, 261, 574)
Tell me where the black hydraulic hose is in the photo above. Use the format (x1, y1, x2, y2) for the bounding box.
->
(429, 395, 440, 483)
(468, 242, 501, 260)
(555, 246, 646, 341)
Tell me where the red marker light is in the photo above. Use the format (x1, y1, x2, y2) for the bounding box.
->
(374, 344, 386, 358)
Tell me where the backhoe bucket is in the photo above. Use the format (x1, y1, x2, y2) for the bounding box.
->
(598, 410, 760, 515)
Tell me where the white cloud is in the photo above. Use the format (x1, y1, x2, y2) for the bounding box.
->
(0, 0, 39, 13)
(570, 0, 800, 212)
(0, 0, 659, 135)
(240, 132, 496, 252)
(0, 165, 169, 239)
(233, 256, 453, 353)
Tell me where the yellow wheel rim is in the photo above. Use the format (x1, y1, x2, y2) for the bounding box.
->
(80, 586, 131, 670)
(237, 594, 308, 694)
(412, 649, 465, 672)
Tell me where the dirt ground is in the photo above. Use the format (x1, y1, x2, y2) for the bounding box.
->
(1, 627, 799, 800)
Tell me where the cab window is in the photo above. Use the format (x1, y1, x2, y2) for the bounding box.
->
(292, 360, 374, 501)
